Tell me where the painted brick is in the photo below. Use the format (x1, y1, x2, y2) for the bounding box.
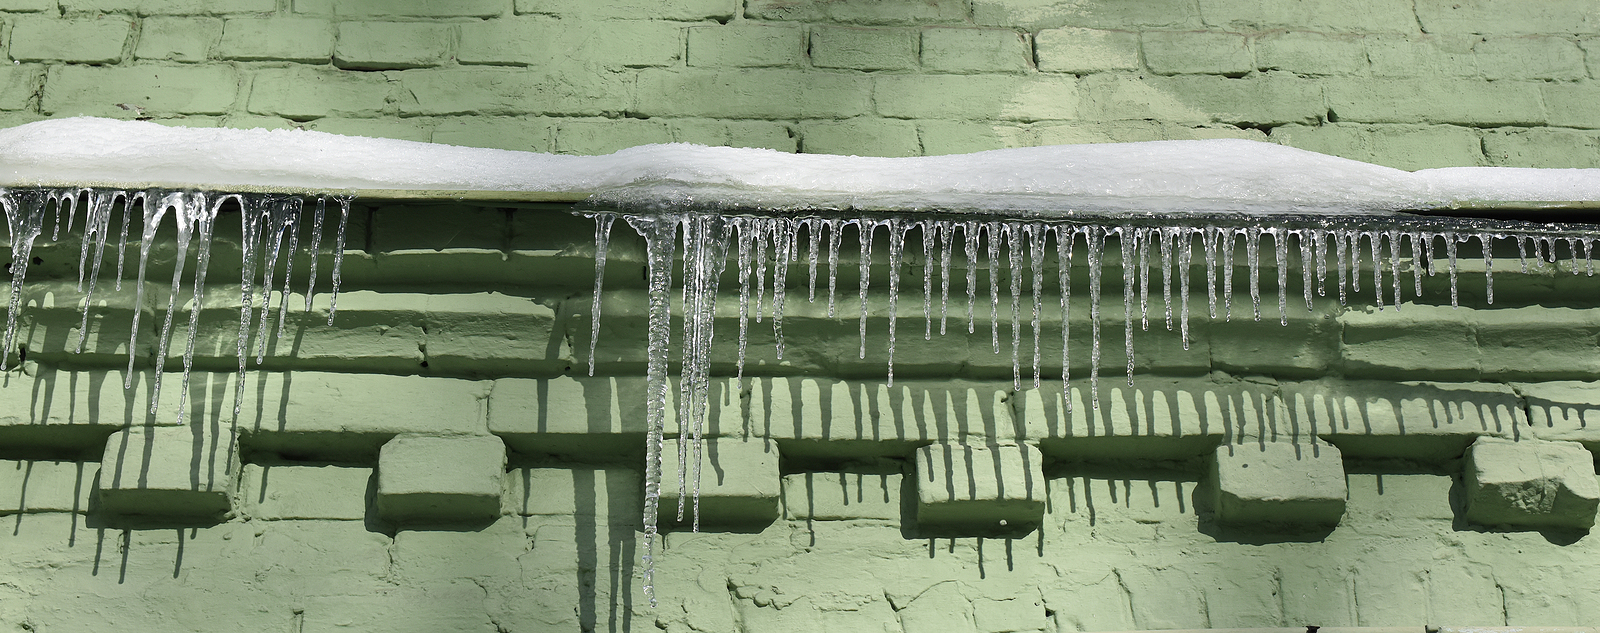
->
(973, 0, 1198, 30)
(658, 437, 780, 528)
(57, 0, 276, 14)
(686, 24, 804, 68)
(555, 118, 673, 155)
(98, 425, 231, 519)
(1415, 0, 1600, 35)
(746, 377, 1016, 456)
(1271, 123, 1486, 171)
(974, 595, 1048, 633)
(1365, 34, 1480, 78)
(1483, 127, 1600, 168)
(328, 0, 507, 17)
(398, 67, 629, 116)
(917, 120, 1023, 154)
(505, 467, 640, 524)
(1329, 78, 1546, 126)
(1034, 27, 1139, 74)
(782, 472, 902, 521)
(1198, 0, 1418, 33)
(1212, 441, 1345, 525)
(240, 464, 372, 520)
(0, 460, 93, 514)
(459, 18, 681, 68)
(0, 65, 42, 111)
(1475, 306, 1600, 380)
(247, 66, 392, 120)
(1544, 83, 1600, 129)
(1253, 31, 1367, 75)
(1584, 38, 1600, 78)
(1520, 380, 1600, 450)
(921, 27, 1029, 73)
(800, 118, 920, 157)
(1475, 36, 1587, 80)
(1142, 30, 1254, 76)
(1340, 305, 1479, 379)
(431, 116, 553, 152)
(516, 0, 730, 20)
(1280, 380, 1522, 460)
(217, 17, 334, 62)
(1077, 72, 1323, 126)
(487, 377, 648, 459)
(667, 119, 797, 152)
(1014, 377, 1252, 459)
(233, 371, 488, 462)
(914, 443, 1044, 532)
(390, 517, 524, 580)
(134, 17, 223, 63)
(42, 65, 240, 117)
(1464, 437, 1600, 529)
(1210, 310, 1340, 378)
(0, 0, 52, 9)
(8, 15, 133, 64)
(376, 434, 506, 523)
(335, 21, 452, 70)
(418, 293, 567, 375)
(306, 117, 432, 141)
(747, 0, 967, 25)
(635, 69, 870, 119)
(0, 366, 185, 458)
(875, 74, 1078, 121)
(810, 26, 918, 71)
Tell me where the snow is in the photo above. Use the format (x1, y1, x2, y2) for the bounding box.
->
(6, 117, 1600, 213)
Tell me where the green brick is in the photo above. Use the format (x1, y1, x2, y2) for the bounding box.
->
(1339, 304, 1480, 380)
(1464, 437, 1600, 529)
(746, 0, 966, 25)
(1272, 123, 1486, 170)
(914, 443, 1044, 533)
(657, 437, 780, 528)
(133, 17, 223, 63)
(686, 23, 804, 68)
(874, 74, 1078, 121)
(973, 0, 1199, 30)
(1415, 0, 1600, 35)
(376, 434, 506, 523)
(247, 66, 393, 120)
(0, 0, 53, 10)
(1326, 78, 1545, 126)
(515, 0, 731, 20)
(1519, 380, 1600, 449)
(800, 118, 920, 157)
(1212, 442, 1346, 526)
(329, 0, 507, 17)
(1483, 128, 1600, 168)
(1254, 31, 1367, 75)
(916, 120, 1025, 155)
(240, 464, 373, 520)
(57, 0, 276, 14)
(1544, 83, 1600, 129)
(398, 67, 629, 116)
(335, 21, 453, 70)
(667, 119, 797, 152)
(555, 118, 673, 154)
(1142, 30, 1254, 76)
(1364, 34, 1479, 78)
(782, 472, 902, 521)
(487, 376, 649, 460)
(431, 116, 553, 152)
(921, 27, 1030, 73)
(810, 26, 918, 71)
(1475, 306, 1600, 380)
(232, 371, 489, 462)
(1034, 27, 1139, 74)
(1198, 0, 1418, 33)
(0, 460, 93, 514)
(1583, 38, 1600, 78)
(98, 425, 232, 519)
(0, 65, 42, 111)
(505, 467, 641, 523)
(635, 68, 870, 119)
(1012, 377, 1237, 459)
(218, 17, 335, 62)
(42, 64, 240, 117)
(8, 15, 133, 63)
(1077, 72, 1322, 126)
(459, 19, 681, 68)
(1475, 36, 1587, 80)
(1281, 379, 1522, 459)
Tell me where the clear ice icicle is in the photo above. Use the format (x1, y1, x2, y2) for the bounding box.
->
(1177, 228, 1193, 350)
(1057, 226, 1075, 411)
(807, 218, 820, 303)
(1245, 228, 1262, 322)
(1120, 226, 1136, 385)
(964, 221, 979, 334)
(1028, 224, 1046, 389)
(827, 219, 842, 319)
(149, 191, 201, 414)
(1334, 230, 1348, 306)
(938, 221, 953, 336)
(234, 196, 268, 416)
(735, 219, 753, 389)
(1160, 227, 1174, 331)
(1202, 228, 1218, 319)
(125, 191, 169, 388)
(859, 219, 876, 360)
(986, 222, 1002, 354)
(1273, 229, 1288, 326)
(327, 197, 352, 324)
(886, 219, 904, 385)
(589, 213, 615, 376)
(1221, 228, 1235, 320)
(1298, 230, 1314, 312)
(1481, 233, 1494, 304)
(172, 195, 220, 424)
(1136, 227, 1150, 330)
(304, 197, 327, 312)
(624, 214, 677, 609)
(921, 221, 934, 341)
(1, 189, 47, 372)
(1007, 222, 1023, 390)
(770, 218, 794, 359)
(75, 191, 119, 353)
(1445, 232, 1460, 308)
(1086, 227, 1105, 408)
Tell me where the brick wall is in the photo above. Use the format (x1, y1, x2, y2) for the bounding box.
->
(2, 0, 1599, 167)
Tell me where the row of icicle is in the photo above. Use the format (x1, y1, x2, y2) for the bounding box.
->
(1, 187, 351, 423)
(591, 211, 1599, 606)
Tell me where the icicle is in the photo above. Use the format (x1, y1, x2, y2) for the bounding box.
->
(734, 219, 753, 389)
(253, 198, 301, 365)
(673, 215, 728, 530)
(1177, 228, 1193, 350)
(1584, 238, 1594, 276)
(770, 218, 794, 359)
(807, 218, 820, 303)
(149, 191, 202, 414)
(1056, 226, 1075, 412)
(859, 219, 876, 360)
(1481, 233, 1494, 305)
(1569, 238, 1584, 275)
(1028, 224, 1046, 389)
(1135, 227, 1150, 331)
(964, 221, 979, 335)
(1086, 226, 1105, 409)
(125, 191, 169, 388)
(303, 197, 327, 312)
(1221, 228, 1235, 320)
(327, 196, 352, 324)
(1007, 222, 1023, 390)
(74, 191, 119, 353)
(1297, 230, 1314, 312)
(588, 213, 615, 376)
(1119, 226, 1136, 386)
(1517, 235, 1530, 273)
(1366, 231, 1383, 311)
(752, 219, 769, 324)
(1272, 228, 1288, 326)
(938, 221, 953, 336)
(1410, 231, 1425, 298)
(1313, 230, 1328, 297)
(1445, 232, 1460, 308)
(624, 214, 677, 609)
(113, 197, 132, 291)
(1245, 228, 1262, 322)
(1160, 227, 1174, 331)
(1203, 227, 1219, 319)
(1, 189, 48, 372)
(986, 222, 1003, 354)
(921, 221, 934, 341)
(1349, 231, 1362, 295)
(171, 195, 221, 425)
(886, 219, 904, 385)
(1387, 230, 1403, 309)
(827, 218, 842, 319)
(233, 196, 268, 416)
(1334, 229, 1348, 306)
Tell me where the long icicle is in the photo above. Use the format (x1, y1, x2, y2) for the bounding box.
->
(588, 213, 614, 376)
(1057, 225, 1075, 412)
(625, 214, 677, 610)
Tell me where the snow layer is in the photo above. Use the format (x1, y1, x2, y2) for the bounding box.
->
(3, 117, 1598, 213)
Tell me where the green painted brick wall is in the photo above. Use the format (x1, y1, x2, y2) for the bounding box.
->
(3, 0, 1600, 167)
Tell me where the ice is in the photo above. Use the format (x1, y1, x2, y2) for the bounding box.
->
(1007, 223, 1023, 389)
(588, 213, 614, 376)
(1, 189, 45, 372)
(886, 219, 904, 385)
(1120, 227, 1136, 385)
(858, 219, 875, 360)
(622, 214, 676, 609)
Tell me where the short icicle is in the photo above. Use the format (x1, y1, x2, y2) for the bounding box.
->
(1, 189, 47, 372)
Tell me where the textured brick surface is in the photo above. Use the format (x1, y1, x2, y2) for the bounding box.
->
(134, 17, 224, 62)
(1282, 379, 1523, 459)
(0, 65, 42, 111)
(376, 434, 505, 523)
(657, 437, 780, 528)
(8, 15, 133, 64)
(921, 27, 1031, 73)
(327, 0, 508, 17)
(875, 74, 1079, 120)
(800, 118, 921, 157)
(0, 460, 93, 514)
(42, 65, 240, 117)
(398, 67, 629, 116)
(335, 21, 453, 69)
(1464, 437, 1600, 529)
(240, 464, 372, 520)
(1033, 27, 1140, 74)
(218, 17, 335, 62)
(58, 0, 276, 14)
(687, 23, 805, 68)
(782, 472, 902, 521)
(247, 66, 392, 120)
(504, 467, 640, 524)
(1254, 31, 1367, 75)
(1326, 78, 1546, 126)
(747, 0, 966, 25)
(515, 0, 732, 21)
(810, 26, 918, 71)
(914, 443, 1045, 532)
(1142, 30, 1255, 75)
(1212, 441, 1346, 525)
(98, 425, 231, 518)
(635, 69, 870, 119)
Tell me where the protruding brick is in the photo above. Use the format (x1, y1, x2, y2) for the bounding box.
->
(1211, 442, 1346, 526)
(240, 464, 372, 520)
(134, 17, 223, 62)
(783, 472, 902, 521)
(746, 377, 1017, 458)
(914, 443, 1044, 532)
(1034, 27, 1139, 74)
(335, 21, 453, 69)
(1464, 437, 1600, 529)
(504, 467, 641, 525)
(1142, 30, 1254, 76)
(8, 15, 133, 64)
(1519, 381, 1600, 450)
(810, 26, 918, 71)
(98, 426, 232, 519)
(376, 434, 505, 523)
(921, 27, 1030, 73)
(488, 377, 648, 459)
(658, 437, 780, 528)
(1014, 377, 1250, 459)
(1339, 304, 1480, 379)
(218, 17, 335, 62)
(687, 24, 805, 68)
(1282, 379, 1522, 460)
